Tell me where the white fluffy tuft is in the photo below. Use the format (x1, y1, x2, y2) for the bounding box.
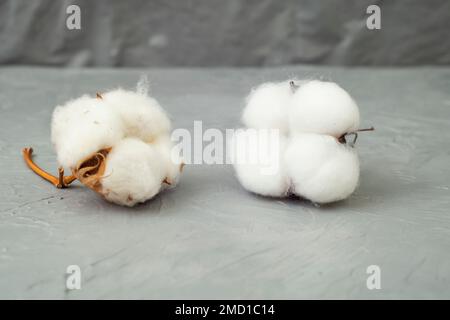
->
(51, 95, 124, 168)
(231, 128, 289, 197)
(289, 80, 360, 137)
(284, 133, 359, 204)
(241, 81, 294, 135)
(102, 88, 171, 143)
(101, 138, 166, 207)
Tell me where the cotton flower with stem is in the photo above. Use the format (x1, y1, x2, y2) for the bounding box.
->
(22, 81, 184, 206)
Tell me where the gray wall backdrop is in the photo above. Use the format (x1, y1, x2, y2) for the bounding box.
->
(0, 0, 449, 67)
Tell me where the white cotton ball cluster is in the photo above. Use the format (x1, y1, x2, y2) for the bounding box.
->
(51, 85, 182, 206)
(233, 79, 362, 204)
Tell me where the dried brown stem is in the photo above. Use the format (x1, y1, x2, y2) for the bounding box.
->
(352, 126, 375, 133)
(289, 81, 299, 93)
(22, 147, 76, 188)
(338, 126, 375, 146)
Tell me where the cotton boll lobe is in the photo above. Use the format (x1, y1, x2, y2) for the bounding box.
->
(242, 81, 294, 135)
(100, 138, 167, 206)
(231, 128, 289, 197)
(284, 133, 359, 204)
(102, 89, 171, 143)
(51, 95, 124, 168)
(289, 80, 360, 137)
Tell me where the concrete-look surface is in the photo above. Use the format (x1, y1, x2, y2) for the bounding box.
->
(0, 66, 449, 299)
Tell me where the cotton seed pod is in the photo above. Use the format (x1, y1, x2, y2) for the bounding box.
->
(233, 79, 372, 204)
(23, 85, 183, 207)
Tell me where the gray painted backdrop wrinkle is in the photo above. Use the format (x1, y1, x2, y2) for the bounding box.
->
(0, 0, 449, 67)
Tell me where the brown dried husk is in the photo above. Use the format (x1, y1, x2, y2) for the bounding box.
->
(71, 148, 111, 194)
(71, 147, 183, 201)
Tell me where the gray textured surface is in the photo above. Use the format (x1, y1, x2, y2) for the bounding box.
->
(0, 65, 450, 299)
(1, 0, 450, 67)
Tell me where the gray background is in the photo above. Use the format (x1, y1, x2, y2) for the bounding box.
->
(1, 0, 449, 67)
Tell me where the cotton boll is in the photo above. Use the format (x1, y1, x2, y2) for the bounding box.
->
(51, 95, 124, 168)
(289, 80, 360, 137)
(33, 82, 182, 206)
(100, 138, 167, 206)
(231, 128, 289, 197)
(102, 88, 171, 143)
(152, 134, 184, 187)
(284, 133, 359, 204)
(241, 81, 294, 135)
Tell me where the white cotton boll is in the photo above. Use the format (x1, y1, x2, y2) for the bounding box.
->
(152, 134, 184, 187)
(284, 133, 359, 204)
(241, 81, 294, 135)
(231, 128, 289, 197)
(51, 95, 124, 168)
(100, 138, 167, 206)
(102, 88, 171, 143)
(289, 80, 360, 137)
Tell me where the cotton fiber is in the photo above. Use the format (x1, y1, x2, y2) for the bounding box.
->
(101, 138, 167, 207)
(241, 80, 294, 135)
(289, 80, 360, 138)
(102, 89, 171, 143)
(231, 128, 289, 197)
(284, 134, 359, 204)
(51, 95, 124, 168)
(233, 79, 368, 204)
(47, 82, 182, 206)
